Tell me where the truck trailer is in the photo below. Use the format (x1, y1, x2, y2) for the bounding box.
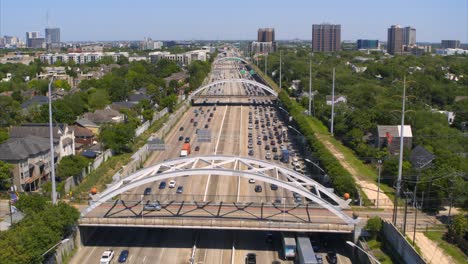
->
(180, 143, 191, 157)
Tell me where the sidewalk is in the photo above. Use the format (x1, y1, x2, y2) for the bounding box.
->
(407, 231, 455, 264)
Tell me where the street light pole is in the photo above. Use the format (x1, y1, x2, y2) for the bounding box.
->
(346, 241, 381, 264)
(279, 50, 282, 90)
(330, 68, 335, 136)
(48, 76, 57, 205)
(308, 58, 312, 116)
(393, 76, 407, 225)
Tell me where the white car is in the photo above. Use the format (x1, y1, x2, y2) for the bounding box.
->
(265, 152, 272, 159)
(248, 179, 256, 184)
(169, 180, 176, 188)
(100, 250, 114, 264)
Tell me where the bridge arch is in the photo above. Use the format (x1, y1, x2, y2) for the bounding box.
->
(191, 79, 278, 97)
(214, 56, 248, 64)
(82, 155, 356, 224)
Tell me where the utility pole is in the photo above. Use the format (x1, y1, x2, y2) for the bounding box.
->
(403, 191, 410, 234)
(330, 68, 335, 136)
(377, 160, 382, 209)
(279, 50, 282, 90)
(308, 58, 312, 116)
(265, 54, 268, 76)
(48, 76, 57, 205)
(413, 159, 422, 208)
(393, 76, 407, 225)
(413, 191, 424, 246)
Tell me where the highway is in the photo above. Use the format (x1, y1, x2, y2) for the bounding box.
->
(71, 52, 354, 264)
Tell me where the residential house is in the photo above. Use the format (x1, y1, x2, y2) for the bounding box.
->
(72, 125, 95, 150)
(10, 123, 75, 159)
(76, 118, 100, 135)
(377, 125, 413, 155)
(326, 95, 347, 105)
(82, 107, 124, 125)
(163, 71, 188, 87)
(21, 95, 48, 109)
(0, 135, 55, 192)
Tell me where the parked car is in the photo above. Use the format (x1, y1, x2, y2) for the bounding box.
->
(270, 184, 278, 190)
(100, 250, 114, 264)
(254, 185, 262, 192)
(248, 149, 254, 156)
(195, 146, 200, 151)
(245, 253, 256, 264)
(143, 187, 151, 195)
(118, 250, 129, 263)
(178, 136, 184, 141)
(249, 179, 256, 184)
(159, 181, 166, 189)
(184, 137, 190, 143)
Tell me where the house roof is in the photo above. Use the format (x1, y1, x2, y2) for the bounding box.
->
(410, 145, 435, 169)
(164, 71, 188, 83)
(377, 125, 413, 138)
(128, 93, 150, 103)
(10, 124, 66, 140)
(0, 135, 52, 161)
(72, 125, 95, 137)
(110, 101, 137, 111)
(21, 96, 48, 109)
(326, 95, 347, 101)
(82, 108, 122, 124)
(76, 118, 99, 128)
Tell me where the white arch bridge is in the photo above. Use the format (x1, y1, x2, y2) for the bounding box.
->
(81, 155, 358, 232)
(190, 78, 278, 98)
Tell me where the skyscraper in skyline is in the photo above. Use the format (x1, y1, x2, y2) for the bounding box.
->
(441, 40, 460, 49)
(257, 28, 275, 42)
(45, 28, 60, 44)
(403, 26, 416, 46)
(387, 25, 404, 55)
(26, 31, 44, 48)
(312, 24, 341, 52)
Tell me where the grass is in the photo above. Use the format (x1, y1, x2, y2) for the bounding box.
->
(72, 111, 171, 198)
(424, 231, 467, 264)
(366, 238, 394, 264)
(252, 64, 406, 206)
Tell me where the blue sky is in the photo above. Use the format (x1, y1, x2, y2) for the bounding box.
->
(1, 0, 467, 42)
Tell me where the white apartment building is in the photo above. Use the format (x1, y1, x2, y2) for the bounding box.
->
(149, 50, 207, 65)
(40, 52, 129, 64)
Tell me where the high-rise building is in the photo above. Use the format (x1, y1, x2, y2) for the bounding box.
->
(257, 28, 275, 42)
(403, 26, 416, 46)
(357, 39, 380, 50)
(312, 24, 341, 52)
(387, 25, 404, 55)
(441, 40, 460, 49)
(26, 31, 44, 48)
(45, 28, 60, 44)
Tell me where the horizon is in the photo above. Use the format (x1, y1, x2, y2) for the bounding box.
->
(1, 0, 467, 43)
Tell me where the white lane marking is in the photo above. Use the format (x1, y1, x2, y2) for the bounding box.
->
(231, 239, 236, 264)
(203, 96, 229, 201)
(237, 105, 242, 202)
(142, 255, 147, 263)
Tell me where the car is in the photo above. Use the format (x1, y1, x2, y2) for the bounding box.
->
(273, 154, 280, 160)
(248, 143, 253, 149)
(169, 180, 176, 188)
(143, 187, 151, 195)
(159, 181, 166, 189)
(265, 152, 271, 159)
(178, 136, 184, 141)
(326, 252, 337, 264)
(184, 137, 190, 143)
(195, 146, 200, 151)
(194, 121, 198, 126)
(245, 252, 257, 264)
(190, 118, 194, 123)
(254, 185, 262, 192)
(272, 146, 278, 152)
(205, 124, 209, 128)
(265, 145, 270, 150)
(179, 127, 184, 131)
(100, 250, 114, 264)
(257, 140, 262, 145)
(208, 118, 211, 122)
(270, 140, 276, 145)
(315, 254, 323, 264)
(270, 184, 278, 190)
(248, 149, 254, 156)
(118, 250, 129, 263)
(248, 178, 256, 184)
(176, 186, 184, 194)
(143, 200, 161, 211)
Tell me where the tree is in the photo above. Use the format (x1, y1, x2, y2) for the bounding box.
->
(56, 155, 89, 181)
(0, 128, 8, 144)
(0, 161, 12, 190)
(88, 89, 110, 110)
(27, 79, 49, 95)
(53, 79, 71, 90)
(99, 123, 135, 154)
(0, 96, 22, 126)
(366, 216, 383, 239)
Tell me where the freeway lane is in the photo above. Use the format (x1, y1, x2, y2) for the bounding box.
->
(73, 56, 341, 263)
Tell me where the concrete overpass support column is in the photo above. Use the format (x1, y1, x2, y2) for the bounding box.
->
(353, 223, 363, 243)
